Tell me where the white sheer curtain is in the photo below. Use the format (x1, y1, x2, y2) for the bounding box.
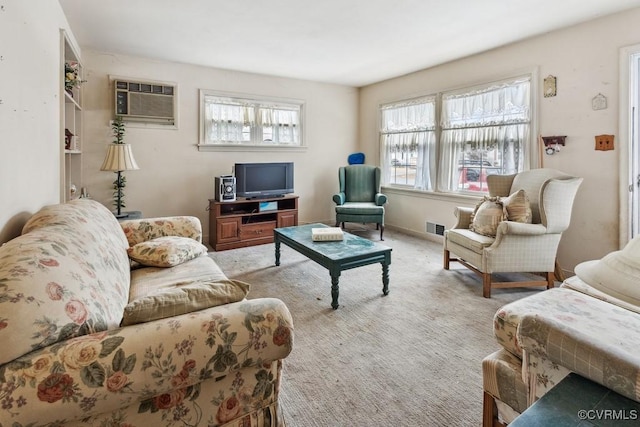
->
(380, 97, 436, 190)
(205, 99, 255, 143)
(438, 77, 530, 192)
(260, 107, 299, 144)
(203, 93, 302, 145)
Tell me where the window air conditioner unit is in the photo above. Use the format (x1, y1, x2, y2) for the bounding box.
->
(114, 79, 176, 125)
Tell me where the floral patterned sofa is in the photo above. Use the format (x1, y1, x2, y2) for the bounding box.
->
(0, 199, 294, 427)
(482, 236, 640, 426)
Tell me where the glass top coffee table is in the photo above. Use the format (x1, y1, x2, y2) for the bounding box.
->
(274, 223, 392, 309)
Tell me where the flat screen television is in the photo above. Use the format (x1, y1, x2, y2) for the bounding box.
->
(234, 162, 294, 199)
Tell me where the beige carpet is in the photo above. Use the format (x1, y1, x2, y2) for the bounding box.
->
(210, 225, 540, 427)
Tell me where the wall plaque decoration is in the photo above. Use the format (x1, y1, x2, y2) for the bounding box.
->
(592, 93, 607, 110)
(595, 134, 614, 151)
(543, 75, 557, 97)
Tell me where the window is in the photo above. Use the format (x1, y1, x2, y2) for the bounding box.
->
(380, 96, 437, 190)
(380, 75, 532, 194)
(199, 90, 303, 148)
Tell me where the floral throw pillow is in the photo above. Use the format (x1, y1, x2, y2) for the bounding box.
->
(127, 236, 208, 267)
(470, 196, 505, 237)
(501, 189, 532, 223)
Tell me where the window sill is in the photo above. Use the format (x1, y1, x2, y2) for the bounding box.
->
(381, 185, 484, 204)
(197, 144, 308, 152)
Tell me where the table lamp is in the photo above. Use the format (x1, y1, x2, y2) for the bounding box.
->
(100, 143, 139, 218)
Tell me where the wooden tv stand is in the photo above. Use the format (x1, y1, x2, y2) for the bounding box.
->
(208, 195, 298, 251)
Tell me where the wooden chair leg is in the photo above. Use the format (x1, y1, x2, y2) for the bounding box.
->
(483, 273, 492, 298)
(380, 224, 384, 240)
(554, 259, 565, 282)
(483, 391, 497, 427)
(444, 249, 450, 270)
(546, 272, 555, 289)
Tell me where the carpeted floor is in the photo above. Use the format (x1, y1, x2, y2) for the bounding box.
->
(210, 225, 541, 427)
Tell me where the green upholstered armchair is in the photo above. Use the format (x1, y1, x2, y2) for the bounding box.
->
(332, 165, 387, 240)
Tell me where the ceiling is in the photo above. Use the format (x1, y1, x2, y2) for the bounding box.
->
(59, 0, 640, 87)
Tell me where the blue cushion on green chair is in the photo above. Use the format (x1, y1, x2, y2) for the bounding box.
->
(348, 152, 365, 164)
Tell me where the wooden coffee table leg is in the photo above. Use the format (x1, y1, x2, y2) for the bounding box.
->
(275, 239, 281, 266)
(382, 262, 390, 295)
(330, 270, 341, 309)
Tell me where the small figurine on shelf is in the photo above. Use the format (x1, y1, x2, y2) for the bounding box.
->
(65, 128, 74, 150)
(64, 61, 85, 96)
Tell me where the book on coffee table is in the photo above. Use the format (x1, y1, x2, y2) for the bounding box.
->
(311, 227, 344, 241)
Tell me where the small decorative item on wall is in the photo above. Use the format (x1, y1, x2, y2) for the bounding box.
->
(541, 135, 566, 155)
(595, 134, 614, 151)
(543, 75, 557, 98)
(592, 93, 607, 110)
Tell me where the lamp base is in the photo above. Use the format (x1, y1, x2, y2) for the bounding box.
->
(113, 211, 142, 220)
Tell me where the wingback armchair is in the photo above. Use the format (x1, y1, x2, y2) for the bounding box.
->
(333, 165, 387, 240)
(443, 168, 583, 297)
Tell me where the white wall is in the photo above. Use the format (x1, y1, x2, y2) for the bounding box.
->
(3, 2, 636, 270)
(81, 51, 359, 242)
(359, 8, 640, 273)
(0, 1, 77, 243)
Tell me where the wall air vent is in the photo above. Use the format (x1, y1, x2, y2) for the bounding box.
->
(114, 79, 176, 125)
(426, 221, 445, 236)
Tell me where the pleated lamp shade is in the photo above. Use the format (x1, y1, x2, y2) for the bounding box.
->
(100, 144, 140, 172)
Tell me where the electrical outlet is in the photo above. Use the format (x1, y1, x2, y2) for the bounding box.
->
(595, 134, 614, 151)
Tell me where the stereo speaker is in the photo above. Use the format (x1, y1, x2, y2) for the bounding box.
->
(215, 176, 236, 202)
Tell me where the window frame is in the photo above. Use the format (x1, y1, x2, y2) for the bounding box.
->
(198, 89, 306, 152)
(379, 70, 538, 196)
(380, 94, 438, 190)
